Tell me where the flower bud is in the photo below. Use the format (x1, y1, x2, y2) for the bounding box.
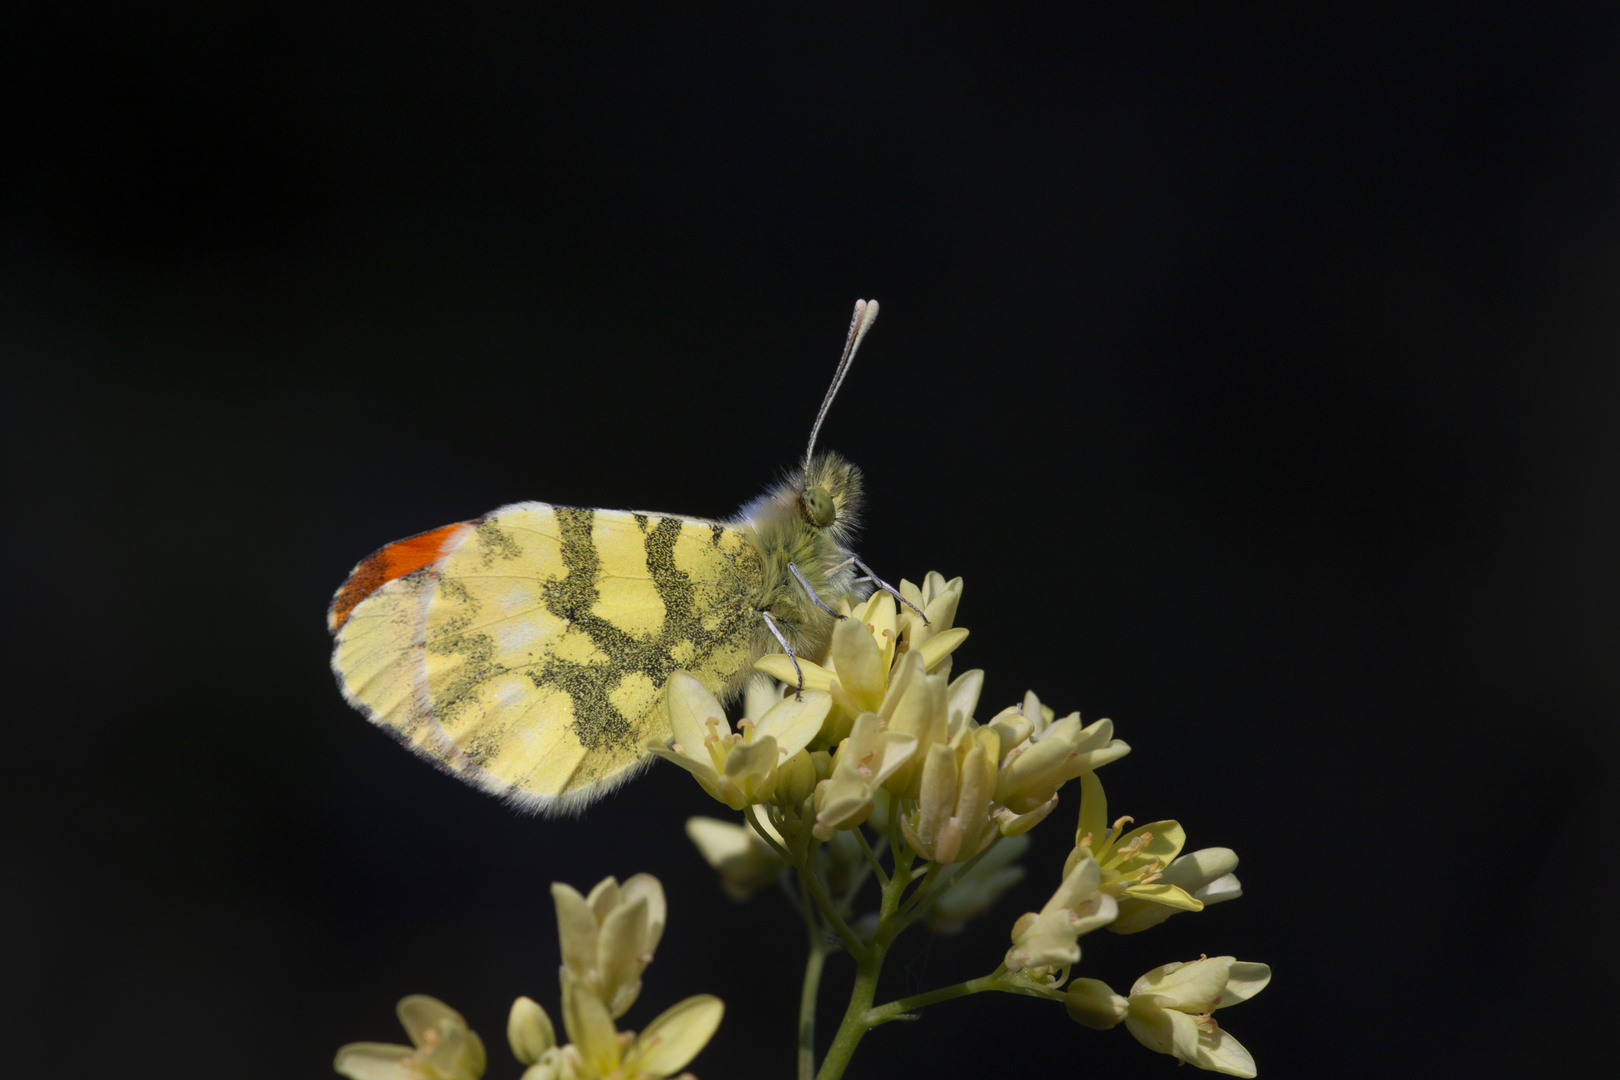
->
(774, 748, 820, 809)
(1064, 978, 1128, 1030)
(901, 727, 998, 863)
(810, 749, 834, 782)
(507, 996, 556, 1065)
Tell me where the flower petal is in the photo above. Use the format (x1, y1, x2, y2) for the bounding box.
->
(917, 626, 969, 671)
(685, 816, 783, 900)
(1132, 956, 1234, 1011)
(562, 972, 620, 1075)
(332, 1043, 416, 1080)
(620, 874, 666, 952)
(755, 689, 832, 756)
(596, 895, 650, 1016)
(1195, 1027, 1258, 1077)
(396, 995, 467, 1050)
(667, 671, 726, 749)
(1122, 883, 1202, 912)
(1074, 772, 1109, 853)
(647, 744, 718, 783)
(945, 669, 984, 735)
(830, 615, 887, 709)
(1115, 819, 1186, 869)
(550, 884, 599, 982)
(753, 655, 834, 691)
(723, 735, 780, 803)
(1216, 963, 1271, 1008)
(584, 876, 622, 919)
(1124, 1006, 1178, 1057)
(630, 994, 725, 1077)
(685, 817, 756, 865)
(1164, 847, 1239, 888)
(993, 795, 1058, 837)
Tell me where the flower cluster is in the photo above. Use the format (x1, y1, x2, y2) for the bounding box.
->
(334, 873, 722, 1080)
(657, 573, 1270, 1077)
(719, 577, 1131, 860)
(337, 571, 1269, 1080)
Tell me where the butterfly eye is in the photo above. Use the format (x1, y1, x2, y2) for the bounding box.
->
(800, 485, 836, 528)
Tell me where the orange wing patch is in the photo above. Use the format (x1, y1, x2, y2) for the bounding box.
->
(328, 521, 476, 632)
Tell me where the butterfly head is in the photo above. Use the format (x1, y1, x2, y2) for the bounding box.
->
(795, 450, 864, 541)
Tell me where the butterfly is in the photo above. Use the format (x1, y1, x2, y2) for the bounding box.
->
(328, 300, 921, 813)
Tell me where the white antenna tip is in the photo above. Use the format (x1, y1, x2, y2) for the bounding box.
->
(854, 298, 879, 335)
(804, 298, 882, 468)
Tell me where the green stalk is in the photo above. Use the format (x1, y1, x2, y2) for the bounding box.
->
(814, 821, 916, 1080)
(798, 934, 828, 1080)
(814, 942, 886, 1080)
(862, 972, 1004, 1026)
(851, 827, 890, 886)
(801, 865, 867, 958)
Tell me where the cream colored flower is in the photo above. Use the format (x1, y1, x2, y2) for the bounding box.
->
(740, 672, 789, 725)
(900, 725, 999, 864)
(1125, 956, 1270, 1077)
(1004, 854, 1117, 972)
(1112, 847, 1242, 934)
(1065, 772, 1201, 916)
(874, 652, 948, 797)
(923, 833, 1029, 935)
(990, 793, 1059, 837)
(993, 691, 1130, 814)
(811, 712, 917, 840)
(897, 572, 965, 659)
(755, 591, 969, 747)
(334, 995, 487, 1080)
(547, 973, 723, 1080)
(1063, 977, 1129, 1030)
(685, 815, 785, 901)
(648, 671, 830, 810)
(507, 997, 556, 1066)
(552, 875, 666, 1019)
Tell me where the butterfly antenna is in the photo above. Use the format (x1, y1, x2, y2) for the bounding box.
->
(803, 298, 880, 471)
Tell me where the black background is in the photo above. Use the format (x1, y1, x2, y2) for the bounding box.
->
(6, 5, 1617, 1079)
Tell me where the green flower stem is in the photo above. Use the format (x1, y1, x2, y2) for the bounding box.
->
(851, 827, 890, 886)
(862, 971, 1004, 1027)
(798, 933, 828, 1080)
(815, 829, 917, 1080)
(891, 837, 1000, 934)
(815, 941, 886, 1080)
(743, 805, 793, 862)
(800, 864, 867, 958)
(893, 860, 943, 920)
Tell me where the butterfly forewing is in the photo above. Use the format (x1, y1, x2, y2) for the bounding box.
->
(332, 502, 763, 810)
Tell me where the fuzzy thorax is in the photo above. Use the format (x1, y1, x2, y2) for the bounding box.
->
(729, 450, 871, 666)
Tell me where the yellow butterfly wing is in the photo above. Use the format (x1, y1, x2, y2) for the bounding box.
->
(330, 502, 763, 811)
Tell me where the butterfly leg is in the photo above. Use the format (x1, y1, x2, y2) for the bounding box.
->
(849, 558, 931, 625)
(788, 562, 848, 620)
(759, 611, 805, 699)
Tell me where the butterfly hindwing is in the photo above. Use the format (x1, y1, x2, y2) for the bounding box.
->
(331, 502, 764, 811)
